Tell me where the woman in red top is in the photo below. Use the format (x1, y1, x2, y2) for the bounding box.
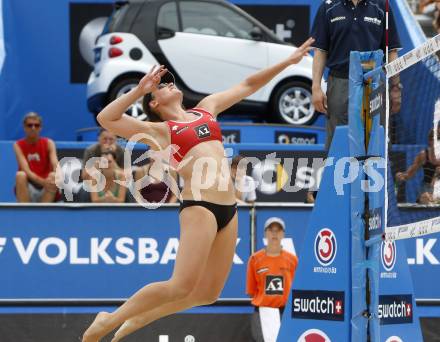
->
(82, 38, 314, 342)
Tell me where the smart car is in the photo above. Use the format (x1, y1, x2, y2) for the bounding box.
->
(87, 0, 321, 125)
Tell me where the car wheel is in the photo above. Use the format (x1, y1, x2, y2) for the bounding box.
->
(271, 81, 317, 125)
(108, 78, 147, 121)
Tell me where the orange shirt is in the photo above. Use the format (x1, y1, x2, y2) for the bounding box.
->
(246, 249, 298, 308)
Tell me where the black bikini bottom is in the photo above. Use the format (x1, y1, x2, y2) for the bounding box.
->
(179, 200, 237, 231)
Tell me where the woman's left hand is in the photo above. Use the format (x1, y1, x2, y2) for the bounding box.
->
(137, 65, 168, 95)
(287, 37, 315, 65)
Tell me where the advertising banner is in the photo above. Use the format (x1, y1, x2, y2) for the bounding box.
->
(239, 149, 326, 203)
(377, 240, 424, 341)
(0, 310, 253, 342)
(0, 205, 250, 300)
(278, 127, 352, 341)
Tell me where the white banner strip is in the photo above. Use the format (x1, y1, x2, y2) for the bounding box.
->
(385, 34, 440, 78)
(385, 215, 440, 240)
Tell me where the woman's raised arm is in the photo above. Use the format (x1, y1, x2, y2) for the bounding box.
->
(97, 66, 168, 140)
(197, 38, 314, 117)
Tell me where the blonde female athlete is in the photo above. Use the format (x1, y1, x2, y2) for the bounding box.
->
(82, 37, 314, 342)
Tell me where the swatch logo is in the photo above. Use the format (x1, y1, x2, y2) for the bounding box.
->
(0, 237, 6, 255)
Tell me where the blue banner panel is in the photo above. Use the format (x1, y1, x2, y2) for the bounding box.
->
(404, 235, 440, 299)
(0, 205, 250, 300)
(377, 240, 424, 341)
(278, 127, 352, 342)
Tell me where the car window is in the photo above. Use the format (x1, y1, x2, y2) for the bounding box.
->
(157, 2, 179, 32)
(104, 3, 130, 34)
(180, 1, 254, 39)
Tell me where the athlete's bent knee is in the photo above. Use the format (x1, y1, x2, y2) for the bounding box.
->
(194, 289, 221, 306)
(16, 171, 28, 183)
(168, 280, 195, 301)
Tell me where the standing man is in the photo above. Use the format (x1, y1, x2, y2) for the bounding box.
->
(246, 217, 298, 342)
(14, 112, 60, 202)
(311, 0, 402, 149)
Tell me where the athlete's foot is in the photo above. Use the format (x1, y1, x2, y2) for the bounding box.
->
(111, 319, 140, 342)
(82, 311, 113, 342)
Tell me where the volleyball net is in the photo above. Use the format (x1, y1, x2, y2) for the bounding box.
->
(384, 34, 440, 241)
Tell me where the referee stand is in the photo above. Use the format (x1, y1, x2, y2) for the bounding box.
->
(277, 51, 423, 341)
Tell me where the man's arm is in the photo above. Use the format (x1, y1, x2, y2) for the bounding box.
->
(396, 151, 424, 181)
(246, 256, 257, 297)
(388, 49, 402, 113)
(312, 49, 328, 114)
(47, 139, 59, 172)
(310, 1, 329, 115)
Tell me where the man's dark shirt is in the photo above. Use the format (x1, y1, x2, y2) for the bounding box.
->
(311, 0, 401, 75)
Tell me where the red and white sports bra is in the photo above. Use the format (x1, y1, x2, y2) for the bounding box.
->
(166, 108, 222, 165)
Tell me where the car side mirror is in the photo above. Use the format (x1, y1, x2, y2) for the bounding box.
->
(158, 27, 176, 39)
(250, 26, 263, 41)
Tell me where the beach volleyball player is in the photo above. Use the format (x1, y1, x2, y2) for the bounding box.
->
(82, 37, 315, 342)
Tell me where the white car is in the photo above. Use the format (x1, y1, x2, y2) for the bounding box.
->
(87, 0, 323, 125)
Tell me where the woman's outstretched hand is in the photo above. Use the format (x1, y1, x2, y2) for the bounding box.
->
(137, 65, 168, 95)
(288, 37, 315, 65)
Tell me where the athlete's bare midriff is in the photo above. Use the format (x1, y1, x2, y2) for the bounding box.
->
(178, 140, 236, 204)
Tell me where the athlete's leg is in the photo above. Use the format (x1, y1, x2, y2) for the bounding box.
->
(82, 206, 218, 342)
(111, 211, 238, 342)
(15, 171, 30, 202)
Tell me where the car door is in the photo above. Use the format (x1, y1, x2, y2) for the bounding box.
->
(157, 0, 268, 100)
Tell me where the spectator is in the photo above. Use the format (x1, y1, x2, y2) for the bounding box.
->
(13, 112, 60, 203)
(82, 129, 125, 181)
(90, 149, 127, 203)
(432, 166, 440, 202)
(76, 129, 126, 202)
(246, 217, 298, 342)
(305, 191, 316, 204)
(396, 127, 440, 204)
(420, 0, 440, 36)
(311, 0, 402, 150)
(434, 3, 440, 34)
(133, 159, 178, 203)
(231, 155, 257, 204)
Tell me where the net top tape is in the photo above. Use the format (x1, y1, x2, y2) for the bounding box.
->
(385, 34, 440, 78)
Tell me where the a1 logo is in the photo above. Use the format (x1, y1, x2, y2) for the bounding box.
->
(265, 275, 284, 295)
(195, 124, 211, 139)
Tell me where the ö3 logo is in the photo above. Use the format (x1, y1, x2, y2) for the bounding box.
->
(297, 329, 331, 342)
(314, 229, 337, 266)
(381, 240, 397, 272)
(385, 337, 403, 342)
